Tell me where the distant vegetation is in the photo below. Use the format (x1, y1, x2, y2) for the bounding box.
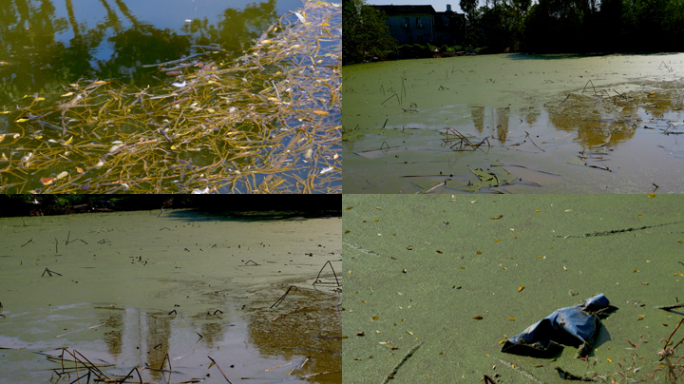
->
(0, 196, 341, 217)
(343, 0, 684, 64)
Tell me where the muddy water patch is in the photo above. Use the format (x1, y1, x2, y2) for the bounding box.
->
(344, 54, 684, 193)
(0, 210, 341, 383)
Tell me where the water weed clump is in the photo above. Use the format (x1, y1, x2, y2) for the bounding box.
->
(1, 1, 341, 194)
(591, 319, 684, 383)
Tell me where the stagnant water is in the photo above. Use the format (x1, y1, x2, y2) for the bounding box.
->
(343, 53, 684, 194)
(0, 210, 341, 383)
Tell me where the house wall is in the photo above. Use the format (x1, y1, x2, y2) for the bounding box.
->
(386, 13, 434, 45)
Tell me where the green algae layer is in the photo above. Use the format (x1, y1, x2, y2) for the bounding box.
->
(343, 194, 684, 383)
(343, 53, 684, 193)
(0, 210, 341, 383)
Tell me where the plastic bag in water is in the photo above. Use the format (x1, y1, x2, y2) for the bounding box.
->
(501, 293, 612, 358)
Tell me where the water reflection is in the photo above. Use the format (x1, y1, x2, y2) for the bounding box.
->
(0, 0, 284, 106)
(343, 54, 684, 193)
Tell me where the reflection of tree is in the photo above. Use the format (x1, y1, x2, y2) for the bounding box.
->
(471, 106, 485, 133)
(247, 288, 341, 380)
(181, 0, 277, 52)
(146, 312, 172, 381)
(545, 95, 637, 148)
(190, 312, 226, 349)
(0, 0, 276, 107)
(496, 107, 509, 144)
(100, 311, 124, 356)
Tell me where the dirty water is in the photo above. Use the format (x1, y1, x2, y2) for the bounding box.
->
(343, 53, 684, 193)
(0, 210, 341, 383)
(342, 194, 684, 383)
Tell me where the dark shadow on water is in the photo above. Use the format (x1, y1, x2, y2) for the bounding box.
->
(505, 53, 588, 61)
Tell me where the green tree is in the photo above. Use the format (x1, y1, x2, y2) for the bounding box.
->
(460, 0, 479, 21)
(342, 0, 395, 65)
(522, 0, 591, 52)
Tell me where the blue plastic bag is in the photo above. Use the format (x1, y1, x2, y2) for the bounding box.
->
(501, 293, 611, 357)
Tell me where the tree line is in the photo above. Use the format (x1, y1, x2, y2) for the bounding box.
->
(343, 0, 684, 65)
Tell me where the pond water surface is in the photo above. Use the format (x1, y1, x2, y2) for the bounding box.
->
(343, 53, 684, 194)
(0, 210, 341, 383)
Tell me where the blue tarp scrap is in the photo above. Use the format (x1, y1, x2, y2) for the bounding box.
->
(501, 293, 612, 358)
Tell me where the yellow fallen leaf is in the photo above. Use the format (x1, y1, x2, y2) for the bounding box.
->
(61, 92, 74, 97)
(35, 97, 45, 101)
(518, 286, 524, 292)
(313, 110, 329, 115)
(508, 318, 516, 321)
(40, 177, 55, 186)
(15, 118, 28, 123)
(0, 111, 11, 114)
(171, 145, 177, 150)
(35, 135, 42, 140)
(56, 171, 69, 179)
(648, 194, 655, 198)
(76, 167, 85, 174)
(64, 136, 73, 145)
(607, 357, 612, 363)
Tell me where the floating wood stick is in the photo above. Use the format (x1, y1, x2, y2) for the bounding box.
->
(525, 131, 545, 152)
(301, 370, 341, 379)
(213, 309, 223, 315)
(20, 238, 33, 247)
(265, 361, 296, 372)
(582, 79, 597, 94)
(270, 286, 296, 308)
(208, 356, 234, 384)
(381, 93, 400, 106)
(54, 237, 58, 253)
(299, 357, 309, 370)
(380, 342, 422, 384)
(654, 303, 684, 311)
(244, 260, 259, 266)
(42, 268, 62, 277)
(73, 348, 109, 379)
(555, 366, 595, 381)
(161, 353, 172, 371)
(313, 260, 340, 287)
(121, 365, 143, 384)
(65, 231, 70, 245)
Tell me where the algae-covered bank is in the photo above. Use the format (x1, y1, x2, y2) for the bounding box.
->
(343, 54, 684, 193)
(343, 194, 684, 383)
(0, 210, 341, 383)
